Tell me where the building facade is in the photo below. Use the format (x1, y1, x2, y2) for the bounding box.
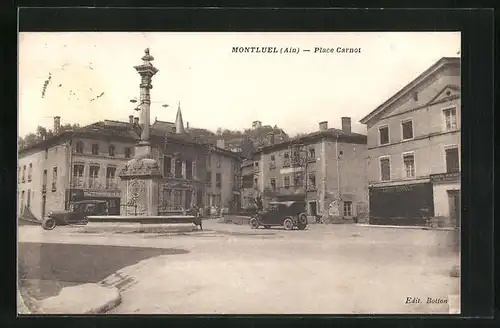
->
(252, 118, 368, 220)
(240, 159, 261, 209)
(18, 118, 140, 218)
(18, 110, 243, 219)
(360, 57, 460, 226)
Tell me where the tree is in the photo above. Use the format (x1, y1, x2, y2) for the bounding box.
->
(22, 133, 37, 149)
(58, 123, 80, 133)
(36, 126, 53, 141)
(18, 123, 81, 151)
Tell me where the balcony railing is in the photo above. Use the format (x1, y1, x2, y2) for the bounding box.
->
(72, 177, 84, 188)
(42, 185, 47, 193)
(106, 179, 118, 189)
(269, 163, 276, 170)
(71, 177, 118, 190)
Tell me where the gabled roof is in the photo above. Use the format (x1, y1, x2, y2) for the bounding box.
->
(360, 57, 460, 125)
(426, 84, 460, 105)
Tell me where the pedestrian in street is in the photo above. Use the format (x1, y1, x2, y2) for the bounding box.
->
(191, 203, 202, 231)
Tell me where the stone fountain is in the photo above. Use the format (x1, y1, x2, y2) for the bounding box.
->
(84, 49, 198, 233)
(118, 48, 162, 216)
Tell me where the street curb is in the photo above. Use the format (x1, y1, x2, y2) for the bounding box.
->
(17, 291, 31, 315)
(34, 284, 121, 315)
(355, 224, 455, 231)
(85, 289, 122, 315)
(18, 288, 43, 315)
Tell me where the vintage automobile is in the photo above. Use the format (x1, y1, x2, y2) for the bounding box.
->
(249, 200, 308, 230)
(41, 200, 109, 230)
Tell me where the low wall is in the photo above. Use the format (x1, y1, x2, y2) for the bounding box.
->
(86, 215, 197, 224)
(80, 222, 198, 234)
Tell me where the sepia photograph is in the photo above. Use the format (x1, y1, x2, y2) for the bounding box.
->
(17, 31, 461, 315)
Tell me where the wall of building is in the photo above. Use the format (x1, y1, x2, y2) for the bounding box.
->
(206, 151, 241, 208)
(18, 142, 69, 219)
(433, 182, 460, 217)
(71, 137, 133, 190)
(366, 99, 460, 184)
(363, 61, 461, 224)
(365, 66, 460, 131)
(324, 140, 368, 218)
(253, 137, 368, 218)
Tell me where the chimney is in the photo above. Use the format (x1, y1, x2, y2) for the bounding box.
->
(186, 122, 190, 131)
(319, 121, 328, 131)
(129, 115, 134, 124)
(217, 139, 225, 149)
(341, 117, 352, 134)
(134, 117, 139, 125)
(53, 116, 61, 134)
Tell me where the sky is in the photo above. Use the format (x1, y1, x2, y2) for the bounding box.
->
(18, 32, 460, 137)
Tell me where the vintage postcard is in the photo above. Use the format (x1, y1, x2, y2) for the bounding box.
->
(18, 31, 461, 315)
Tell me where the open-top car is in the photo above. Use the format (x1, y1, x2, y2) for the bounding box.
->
(249, 200, 308, 230)
(41, 200, 109, 230)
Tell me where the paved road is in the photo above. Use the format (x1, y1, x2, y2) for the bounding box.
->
(18, 242, 189, 300)
(18, 221, 460, 314)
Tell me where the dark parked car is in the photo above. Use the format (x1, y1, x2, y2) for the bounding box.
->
(42, 200, 109, 230)
(249, 201, 308, 230)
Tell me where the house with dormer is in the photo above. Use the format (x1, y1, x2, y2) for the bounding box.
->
(360, 57, 460, 226)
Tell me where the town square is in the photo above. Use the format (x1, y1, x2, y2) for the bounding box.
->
(18, 32, 461, 315)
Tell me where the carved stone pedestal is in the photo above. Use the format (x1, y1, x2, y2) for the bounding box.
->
(118, 156, 162, 216)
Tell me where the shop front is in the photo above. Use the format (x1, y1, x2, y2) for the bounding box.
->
(430, 172, 460, 228)
(66, 188, 121, 215)
(369, 182, 434, 226)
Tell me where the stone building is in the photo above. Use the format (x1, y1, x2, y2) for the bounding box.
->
(18, 107, 242, 219)
(252, 117, 368, 220)
(17, 117, 135, 218)
(360, 57, 460, 226)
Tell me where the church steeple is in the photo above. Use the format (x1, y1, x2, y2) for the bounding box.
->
(175, 101, 185, 134)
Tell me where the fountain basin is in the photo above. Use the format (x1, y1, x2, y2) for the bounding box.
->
(86, 215, 198, 224)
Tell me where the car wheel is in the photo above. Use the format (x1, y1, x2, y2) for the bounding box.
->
(283, 218, 294, 231)
(263, 225, 271, 229)
(249, 218, 260, 229)
(42, 218, 56, 230)
(298, 213, 308, 225)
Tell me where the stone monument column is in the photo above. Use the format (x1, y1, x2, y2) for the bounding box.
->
(118, 48, 162, 216)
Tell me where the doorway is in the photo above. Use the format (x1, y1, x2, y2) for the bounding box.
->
(196, 190, 203, 207)
(447, 190, 460, 228)
(185, 190, 192, 209)
(309, 201, 317, 216)
(41, 195, 46, 218)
